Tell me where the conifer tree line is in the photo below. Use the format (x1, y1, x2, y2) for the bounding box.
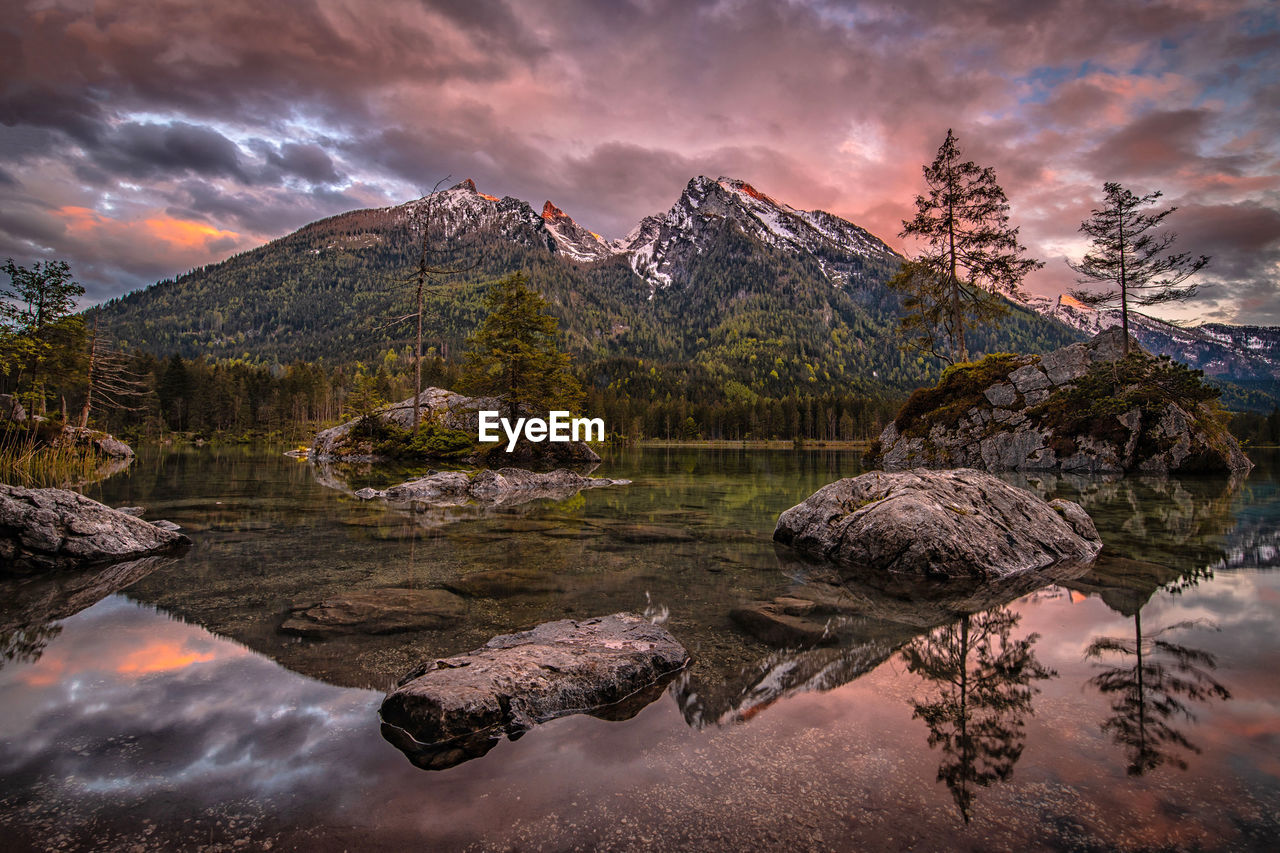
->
(1, 128, 1218, 444)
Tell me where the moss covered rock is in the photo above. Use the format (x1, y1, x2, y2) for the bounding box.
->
(875, 329, 1251, 475)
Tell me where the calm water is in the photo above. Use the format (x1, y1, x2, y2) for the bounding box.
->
(2, 447, 1278, 851)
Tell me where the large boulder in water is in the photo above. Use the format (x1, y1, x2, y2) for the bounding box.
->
(379, 613, 689, 770)
(773, 468, 1101, 580)
(0, 484, 190, 573)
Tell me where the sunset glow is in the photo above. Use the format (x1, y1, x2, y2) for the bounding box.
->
(1, 0, 1276, 320)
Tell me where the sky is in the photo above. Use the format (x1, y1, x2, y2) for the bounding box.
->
(1, 0, 1278, 324)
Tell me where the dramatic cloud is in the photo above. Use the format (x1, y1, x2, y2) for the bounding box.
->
(0, 0, 1275, 323)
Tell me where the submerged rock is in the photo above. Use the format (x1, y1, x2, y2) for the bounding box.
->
(443, 567, 565, 599)
(280, 588, 466, 638)
(875, 328, 1252, 475)
(379, 613, 689, 770)
(773, 468, 1101, 580)
(729, 597, 837, 648)
(359, 467, 629, 508)
(0, 484, 190, 573)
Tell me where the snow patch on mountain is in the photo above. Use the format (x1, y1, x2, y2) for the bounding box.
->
(540, 201, 615, 263)
(1019, 293, 1280, 381)
(622, 176, 898, 297)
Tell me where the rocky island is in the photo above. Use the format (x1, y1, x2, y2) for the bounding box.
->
(310, 387, 600, 466)
(874, 329, 1251, 475)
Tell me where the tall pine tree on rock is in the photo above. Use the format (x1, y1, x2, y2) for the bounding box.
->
(890, 130, 1042, 364)
(1068, 182, 1209, 355)
(462, 272, 583, 419)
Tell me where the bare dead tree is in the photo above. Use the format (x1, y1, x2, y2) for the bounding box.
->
(78, 317, 147, 427)
(385, 177, 478, 429)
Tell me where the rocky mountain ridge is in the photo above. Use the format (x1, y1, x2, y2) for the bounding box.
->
(1020, 293, 1280, 382)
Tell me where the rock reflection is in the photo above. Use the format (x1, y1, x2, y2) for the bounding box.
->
(0, 556, 176, 671)
(310, 458, 614, 529)
(1010, 472, 1243, 578)
(902, 608, 1054, 824)
(675, 552, 1085, 731)
(381, 672, 679, 771)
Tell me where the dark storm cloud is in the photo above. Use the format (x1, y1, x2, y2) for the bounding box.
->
(1173, 202, 1280, 324)
(1086, 109, 1255, 180)
(91, 122, 249, 182)
(163, 179, 380, 236)
(0, 87, 109, 146)
(263, 142, 344, 186)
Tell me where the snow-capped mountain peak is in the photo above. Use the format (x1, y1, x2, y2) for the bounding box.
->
(623, 175, 899, 297)
(540, 201, 614, 262)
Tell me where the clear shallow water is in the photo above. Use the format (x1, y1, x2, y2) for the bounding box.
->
(1, 447, 1278, 851)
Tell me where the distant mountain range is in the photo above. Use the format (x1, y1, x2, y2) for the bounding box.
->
(1019, 293, 1280, 382)
(91, 177, 1276, 409)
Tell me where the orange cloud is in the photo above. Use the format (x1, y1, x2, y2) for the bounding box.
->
(55, 206, 244, 251)
(117, 641, 216, 675)
(142, 216, 241, 249)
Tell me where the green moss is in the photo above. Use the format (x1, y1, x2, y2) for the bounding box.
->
(894, 352, 1024, 437)
(364, 418, 476, 461)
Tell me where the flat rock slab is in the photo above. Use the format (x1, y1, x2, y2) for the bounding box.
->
(774, 468, 1101, 580)
(280, 588, 467, 637)
(730, 598, 837, 648)
(379, 613, 689, 770)
(1, 484, 190, 573)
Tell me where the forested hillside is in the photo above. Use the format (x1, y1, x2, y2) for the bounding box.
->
(79, 178, 1090, 440)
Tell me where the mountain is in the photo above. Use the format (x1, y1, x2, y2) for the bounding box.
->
(91, 177, 1083, 401)
(1020, 293, 1280, 381)
(621, 176, 899, 296)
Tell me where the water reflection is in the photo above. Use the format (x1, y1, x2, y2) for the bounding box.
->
(902, 608, 1054, 824)
(1, 448, 1278, 849)
(1013, 471, 1243, 579)
(0, 556, 177, 672)
(675, 555, 1086, 731)
(1086, 613, 1231, 776)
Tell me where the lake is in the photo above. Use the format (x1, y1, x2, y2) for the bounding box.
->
(2, 446, 1278, 851)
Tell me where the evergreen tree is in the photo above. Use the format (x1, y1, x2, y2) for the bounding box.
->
(892, 130, 1042, 363)
(462, 272, 583, 418)
(1068, 183, 1209, 354)
(1, 258, 87, 415)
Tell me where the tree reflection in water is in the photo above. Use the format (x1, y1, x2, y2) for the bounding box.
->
(1086, 613, 1230, 776)
(901, 607, 1054, 824)
(0, 622, 62, 671)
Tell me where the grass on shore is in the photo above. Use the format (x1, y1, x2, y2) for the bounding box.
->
(0, 425, 105, 488)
